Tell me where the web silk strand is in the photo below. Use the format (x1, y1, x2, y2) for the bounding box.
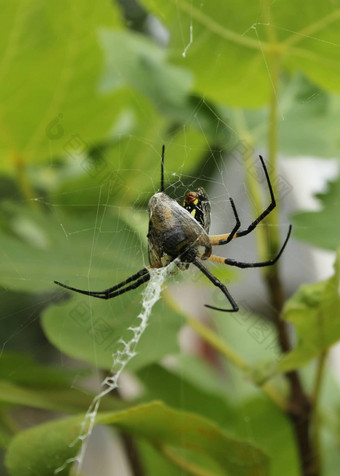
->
(55, 264, 175, 474)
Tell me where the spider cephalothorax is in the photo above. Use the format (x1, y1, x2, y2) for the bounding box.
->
(183, 187, 211, 232)
(55, 146, 291, 312)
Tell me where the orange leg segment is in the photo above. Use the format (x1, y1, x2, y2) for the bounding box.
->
(208, 254, 227, 264)
(209, 234, 232, 246)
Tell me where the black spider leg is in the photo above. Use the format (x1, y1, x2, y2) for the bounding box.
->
(217, 155, 275, 245)
(236, 155, 275, 237)
(54, 267, 150, 300)
(193, 259, 239, 312)
(89, 273, 150, 300)
(223, 197, 241, 244)
(222, 224, 292, 269)
(161, 144, 165, 192)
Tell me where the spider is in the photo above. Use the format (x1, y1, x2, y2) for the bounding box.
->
(55, 146, 292, 312)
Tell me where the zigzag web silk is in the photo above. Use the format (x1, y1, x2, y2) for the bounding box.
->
(55, 262, 177, 474)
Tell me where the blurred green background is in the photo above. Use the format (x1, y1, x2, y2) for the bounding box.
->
(1, 1, 340, 475)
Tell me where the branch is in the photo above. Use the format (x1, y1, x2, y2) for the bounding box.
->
(310, 350, 328, 475)
(261, 5, 316, 474)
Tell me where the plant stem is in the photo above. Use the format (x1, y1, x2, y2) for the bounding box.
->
(233, 111, 268, 263)
(120, 431, 145, 476)
(167, 0, 271, 52)
(310, 350, 328, 474)
(261, 6, 316, 474)
(187, 312, 287, 410)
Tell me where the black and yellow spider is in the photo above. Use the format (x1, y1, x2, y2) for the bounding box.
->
(55, 146, 291, 312)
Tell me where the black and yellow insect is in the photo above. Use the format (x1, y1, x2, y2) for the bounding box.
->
(55, 146, 291, 312)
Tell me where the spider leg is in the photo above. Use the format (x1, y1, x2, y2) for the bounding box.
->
(225, 197, 241, 243)
(161, 145, 165, 192)
(209, 197, 241, 246)
(235, 155, 275, 238)
(93, 273, 151, 299)
(193, 259, 238, 312)
(209, 155, 275, 246)
(54, 267, 150, 300)
(209, 225, 292, 269)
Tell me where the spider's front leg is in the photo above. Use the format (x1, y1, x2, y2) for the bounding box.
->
(210, 155, 276, 246)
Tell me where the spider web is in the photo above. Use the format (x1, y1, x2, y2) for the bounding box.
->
(49, 126, 249, 475)
(47, 119, 279, 474)
(54, 263, 177, 474)
(1, 3, 338, 475)
(48, 127, 281, 470)
(46, 25, 337, 474)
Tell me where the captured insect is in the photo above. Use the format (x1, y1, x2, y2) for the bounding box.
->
(55, 146, 292, 312)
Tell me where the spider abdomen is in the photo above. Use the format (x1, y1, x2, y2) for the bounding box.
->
(147, 192, 212, 268)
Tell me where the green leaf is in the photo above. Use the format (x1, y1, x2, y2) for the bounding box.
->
(0, 288, 57, 356)
(6, 401, 269, 476)
(137, 440, 184, 476)
(138, 363, 299, 476)
(242, 75, 340, 159)
(141, 0, 271, 107)
(138, 363, 237, 424)
(54, 124, 210, 209)
(5, 414, 82, 476)
(27, 203, 182, 371)
(277, 78, 340, 159)
(292, 174, 340, 251)
(278, 249, 340, 372)
(0, 352, 83, 388)
(99, 29, 193, 115)
(314, 369, 340, 475)
(0, 203, 145, 293)
(0, 0, 123, 170)
(0, 202, 183, 369)
(141, 0, 340, 106)
(211, 308, 281, 400)
(322, 405, 340, 475)
(234, 398, 299, 476)
(0, 380, 124, 414)
(41, 294, 182, 371)
(0, 426, 11, 448)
